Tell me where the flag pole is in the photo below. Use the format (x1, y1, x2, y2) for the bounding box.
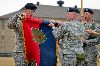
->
(81, 0, 83, 17)
(80, 0, 84, 22)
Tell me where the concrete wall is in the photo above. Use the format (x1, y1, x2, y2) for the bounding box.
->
(96, 21, 100, 25)
(0, 19, 16, 53)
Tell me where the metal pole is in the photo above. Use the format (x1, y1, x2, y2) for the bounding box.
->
(81, 0, 83, 17)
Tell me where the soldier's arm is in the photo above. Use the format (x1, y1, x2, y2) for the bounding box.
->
(52, 22, 68, 39)
(86, 23, 100, 36)
(7, 15, 19, 29)
(84, 33, 100, 45)
(41, 20, 55, 27)
(7, 13, 25, 29)
(84, 23, 100, 45)
(25, 16, 42, 25)
(87, 26, 100, 45)
(85, 33, 99, 45)
(94, 26, 100, 37)
(52, 27, 60, 38)
(85, 30, 100, 36)
(42, 20, 62, 27)
(86, 37, 100, 45)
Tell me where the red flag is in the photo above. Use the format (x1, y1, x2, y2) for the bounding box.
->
(22, 16, 42, 66)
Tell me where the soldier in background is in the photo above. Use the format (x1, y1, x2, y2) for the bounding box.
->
(83, 8, 100, 66)
(74, 7, 86, 66)
(53, 7, 85, 66)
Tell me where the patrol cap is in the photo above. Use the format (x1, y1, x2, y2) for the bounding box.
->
(24, 3, 37, 11)
(84, 8, 94, 14)
(66, 7, 75, 12)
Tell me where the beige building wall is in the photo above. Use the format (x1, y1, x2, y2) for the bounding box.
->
(0, 19, 16, 53)
(96, 21, 100, 25)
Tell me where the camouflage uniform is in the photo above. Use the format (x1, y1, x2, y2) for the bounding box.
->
(53, 20, 85, 66)
(83, 22, 100, 66)
(7, 15, 27, 66)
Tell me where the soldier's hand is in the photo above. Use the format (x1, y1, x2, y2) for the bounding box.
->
(48, 22, 54, 27)
(17, 13, 26, 20)
(57, 22, 62, 26)
(85, 30, 99, 35)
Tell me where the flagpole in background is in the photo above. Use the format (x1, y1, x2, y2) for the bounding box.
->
(80, 0, 84, 22)
(81, 0, 83, 17)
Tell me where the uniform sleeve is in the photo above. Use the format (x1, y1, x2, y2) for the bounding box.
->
(91, 23, 100, 33)
(41, 20, 50, 26)
(86, 37, 100, 45)
(85, 23, 100, 45)
(79, 23, 86, 36)
(7, 13, 25, 29)
(7, 15, 19, 29)
(95, 26, 100, 33)
(52, 22, 69, 39)
(52, 27, 59, 38)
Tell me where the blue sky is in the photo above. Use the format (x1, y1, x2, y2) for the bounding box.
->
(0, 0, 99, 16)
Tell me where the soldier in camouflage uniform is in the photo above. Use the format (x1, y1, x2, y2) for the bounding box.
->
(7, 13, 27, 66)
(53, 7, 85, 66)
(7, 3, 54, 66)
(7, 3, 38, 66)
(83, 8, 100, 66)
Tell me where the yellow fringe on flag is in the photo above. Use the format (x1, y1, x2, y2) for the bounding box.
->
(56, 38, 59, 66)
(21, 15, 28, 63)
